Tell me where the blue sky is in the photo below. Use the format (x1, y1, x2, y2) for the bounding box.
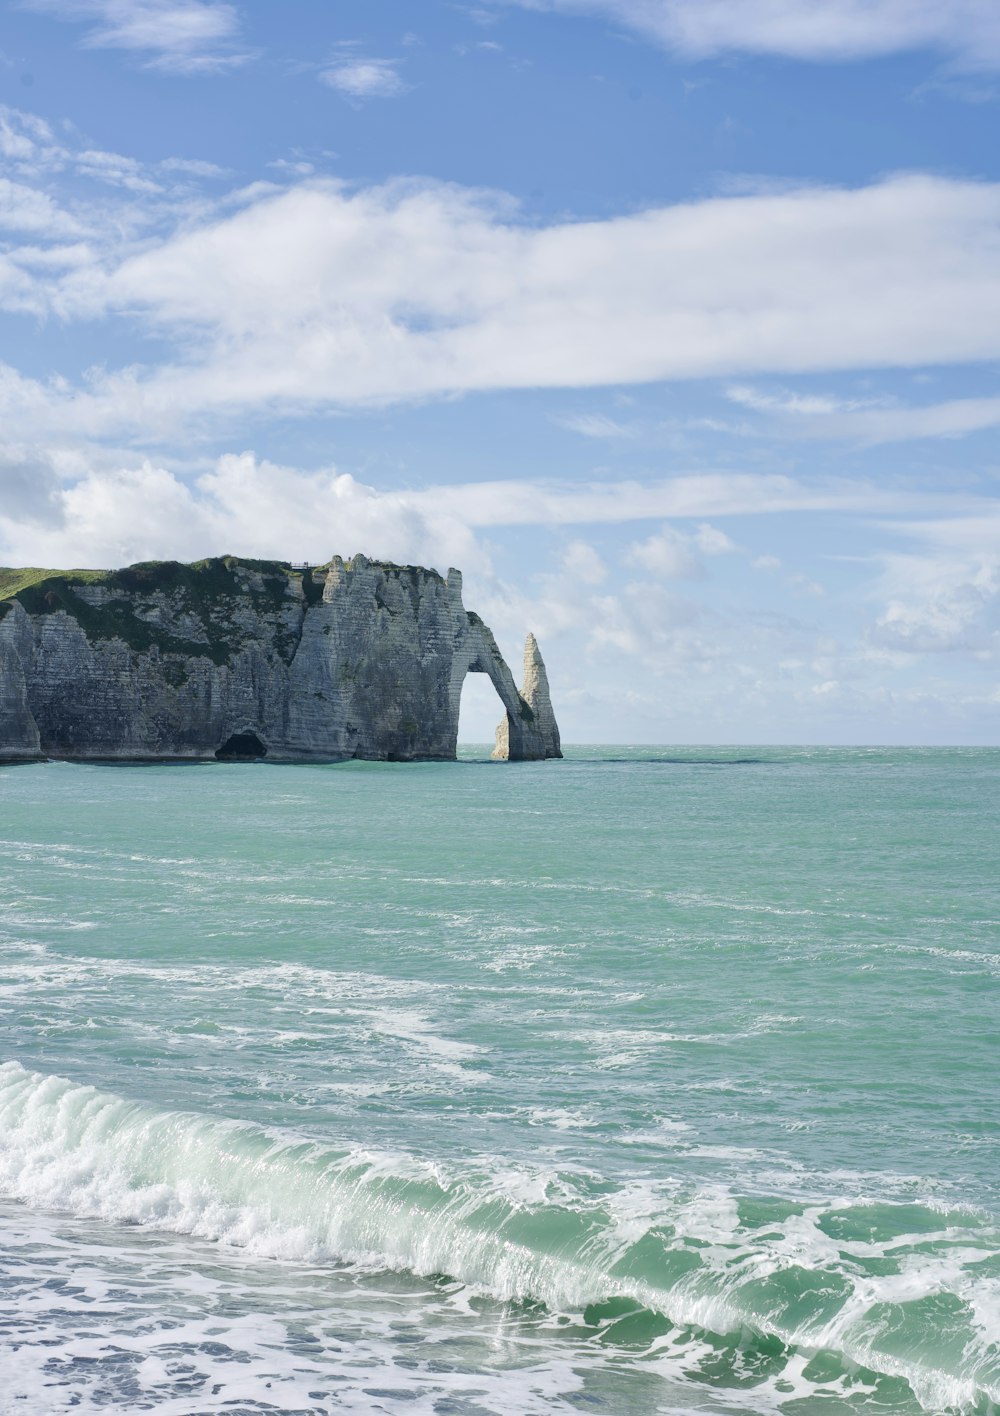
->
(2, 1, 1000, 743)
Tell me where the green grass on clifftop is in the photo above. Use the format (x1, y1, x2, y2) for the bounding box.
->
(0, 568, 108, 600)
(0, 558, 301, 663)
(0, 555, 444, 661)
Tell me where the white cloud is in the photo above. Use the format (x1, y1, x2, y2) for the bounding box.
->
(4, 455, 971, 579)
(821, 394, 1000, 443)
(0, 177, 83, 236)
(0, 443, 62, 522)
(0, 453, 484, 572)
(25, 0, 248, 74)
(412, 471, 968, 529)
(507, 1, 1000, 68)
(158, 156, 231, 178)
(728, 382, 1000, 444)
(692, 522, 735, 555)
(790, 572, 826, 598)
(4, 451, 999, 741)
(0, 106, 222, 252)
(727, 383, 885, 417)
(6, 130, 1000, 437)
(868, 516, 1000, 655)
(468, 546, 731, 680)
(75, 148, 163, 193)
(872, 572, 999, 654)
(0, 108, 45, 165)
(267, 158, 316, 178)
(0, 105, 67, 178)
(320, 58, 406, 100)
(1, 171, 998, 433)
(561, 539, 607, 583)
(7, 242, 95, 271)
(553, 412, 636, 438)
(628, 524, 706, 579)
(625, 522, 731, 578)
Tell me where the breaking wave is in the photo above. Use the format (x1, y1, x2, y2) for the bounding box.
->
(1, 1060, 998, 1413)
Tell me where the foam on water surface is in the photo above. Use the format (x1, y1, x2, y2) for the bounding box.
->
(1, 747, 998, 1414)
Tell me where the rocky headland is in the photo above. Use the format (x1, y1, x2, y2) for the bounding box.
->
(0, 556, 561, 764)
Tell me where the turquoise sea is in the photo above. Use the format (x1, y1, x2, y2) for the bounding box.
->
(0, 747, 997, 1415)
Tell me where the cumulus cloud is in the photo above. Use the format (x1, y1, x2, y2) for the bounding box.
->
(320, 57, 406, 100)
(3, 453, 970, 579)
(507, 1, 1000, 68)
(4, 451, 998, 741)
(628, 524, 706, 579)
(692, 522, 736, 555)
(868, 515, 1000, 656)
(627, 520, 734, 578)
(5, 119, 1000, 438)
(0, 428, 990, 590)
(25, 0, 249, 74)
(872, 570, 999, 655)
(1, 171, 999, 434)
(469, 547, 723, 677)
(0, 453, 484, 573)
(561, 539, 607, 583)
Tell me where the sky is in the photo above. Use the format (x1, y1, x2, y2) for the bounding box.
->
(1, 1, 1000, 743)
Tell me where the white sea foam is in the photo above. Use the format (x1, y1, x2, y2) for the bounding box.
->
(1, 1060, 997, 1415)
(364, 1007, 485, 1060)
(4, 747, 998, 1415)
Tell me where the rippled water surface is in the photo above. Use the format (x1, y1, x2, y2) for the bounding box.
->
(1, 747, 998, 1414)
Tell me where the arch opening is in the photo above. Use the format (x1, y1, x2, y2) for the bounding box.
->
(215, 731, 267, 760)
(457, 670, 508, 753)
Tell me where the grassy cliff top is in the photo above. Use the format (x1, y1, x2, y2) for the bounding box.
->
(0, 556, 444, 606)
(0, 559, 305, 660)
(0, 556, 449, 657)
(0, 557, 303, 602)
(0, 567, 108, 600)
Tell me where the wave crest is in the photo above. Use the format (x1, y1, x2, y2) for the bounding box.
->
(1, 1060, 997, 1414)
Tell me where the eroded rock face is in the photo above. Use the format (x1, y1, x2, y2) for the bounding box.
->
(0, 556, 561, 764)
(492, 632, 562, 761)
(0, 603, 41, 760)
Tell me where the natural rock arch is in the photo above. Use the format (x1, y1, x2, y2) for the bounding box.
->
(454, 609, 561, 761)
(0, 556, 562, 764)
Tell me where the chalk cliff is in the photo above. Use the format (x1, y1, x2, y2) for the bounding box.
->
(492, 632, 561, 761)
(0, 556, 562, 763)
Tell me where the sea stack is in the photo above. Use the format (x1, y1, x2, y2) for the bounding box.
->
(492, 632, 562, 761)
(0, 556, 561, 764)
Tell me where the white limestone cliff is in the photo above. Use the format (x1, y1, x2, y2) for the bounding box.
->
(492, 632, 562, 761)
(0, 556, 561, 764)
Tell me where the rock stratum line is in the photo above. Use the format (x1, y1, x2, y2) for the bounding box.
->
(0, 556, 562, 764)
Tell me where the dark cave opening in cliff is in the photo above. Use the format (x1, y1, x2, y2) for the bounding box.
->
(215, 732, 268, 760)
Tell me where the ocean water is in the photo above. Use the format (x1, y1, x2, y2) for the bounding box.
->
(0, 746, 997, 1416)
